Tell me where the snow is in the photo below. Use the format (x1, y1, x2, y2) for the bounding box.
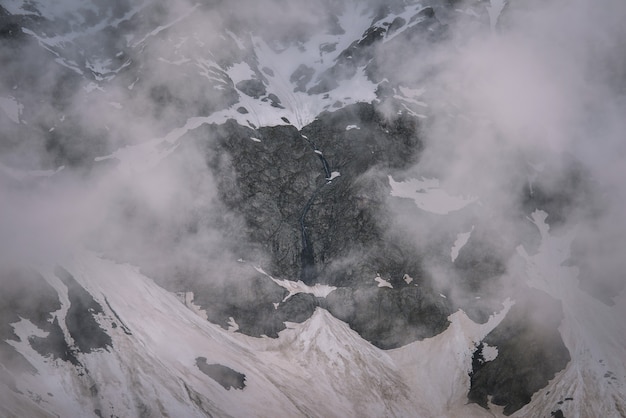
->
(451, 226, 474, 262)
(482, 343, 498, 362)
(253, 266, 337, 302)
(487, 0, 507, 31)
(11, 235, 615, 417)
(94, 115, 213, 174)
(227, 62, 256, 85)
(374, 274, 393, 288)
(403, 274, 414, 284)
(0, 96, 23, 123)
(250, 137, 262, 142)
(505, 210, 626, 417)
(327, 171, 341, 181)
(4, 252, 412, 417)
(0, 163, 64, 181)
(388, 175, 478, 214)
(227, 317, 240, 332)
(346, 124, 360, 130)
(388, 300, 513, 417)
(131, 4, 200, 48)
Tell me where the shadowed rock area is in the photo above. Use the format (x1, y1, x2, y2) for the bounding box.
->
(185, 102, 454, 348)
(0, 267, 78, 370)
(468, 288, 571, 415)
(196, 357, 246, 390)
(54, 266, 112, 353)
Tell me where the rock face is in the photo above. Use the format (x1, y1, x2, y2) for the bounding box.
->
(195, 357, 246, 390)
(0, 268, 74, 371)
(468, 289, 571, 415)
(188, 102, 452, 348)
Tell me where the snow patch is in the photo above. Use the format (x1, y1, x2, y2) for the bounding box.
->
(374, 274, 393, 288)
(254, 267, 337, 302)
(482, 343, 498, 362)
(388, 175, 477, 214)
(451, 226, 474, 262)
(327, 171, 341, 181)
(0, 96, 23, 123)
(403, 274, 414, 284)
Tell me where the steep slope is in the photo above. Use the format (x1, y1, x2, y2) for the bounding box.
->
(0, 251, 507, 417)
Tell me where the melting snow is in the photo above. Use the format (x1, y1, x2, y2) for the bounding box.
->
(374, 274, 393, 288)
(327, 171, 341, 181)
(451, 226, 474, 262)
(388, 175, 477, 214)
(254, 267, 337, 302)
(0, 96, 22, 123)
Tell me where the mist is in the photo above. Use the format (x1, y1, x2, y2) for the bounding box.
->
(372, 0, 626, 309)
(0, 0, 625, 355)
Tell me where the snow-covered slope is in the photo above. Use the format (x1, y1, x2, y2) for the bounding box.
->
(0, 251, 505, 417)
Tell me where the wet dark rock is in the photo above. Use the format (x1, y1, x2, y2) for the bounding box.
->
(322, 284, 450, 349)
(267, 93, 284, 108)
(54, 266, 112, 353)
(236, 79, 266, 99)
(290, 64, 315, 92)
(468, 288, 571, 415)
(186, 103, 452, 347)
(30, 317, 79, 366)
(309, 21, 389, 94)
(0, 267, 78, 370)
(195, 357, 246, 390)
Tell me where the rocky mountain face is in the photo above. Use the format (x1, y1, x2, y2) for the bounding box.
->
(1, 0, 626, 417)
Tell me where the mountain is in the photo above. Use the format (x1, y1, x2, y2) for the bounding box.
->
(1, 0, 626, 417)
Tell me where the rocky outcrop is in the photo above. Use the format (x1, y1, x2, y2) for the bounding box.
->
(468, 288, 571, 415)
(185, 102, 453, 348)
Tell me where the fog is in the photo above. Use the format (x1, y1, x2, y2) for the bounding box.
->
(1, 0, 625, 347)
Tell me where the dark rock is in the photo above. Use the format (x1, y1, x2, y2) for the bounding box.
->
(236, 106, 248, 114)
(319, 42, 337, 54)
(0, 267, 77, 370)
(468, 288, 571, 415)
(185, 103, 453, 348)
(29, 317, 79, 366)
(54, 266, 112, 353)
(290, 64, 315, 92)
(387, 17, 406, 35)
(267, 93, 284, 108)
(236, 79, 266, 98)
(195, 357, 245, 390)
